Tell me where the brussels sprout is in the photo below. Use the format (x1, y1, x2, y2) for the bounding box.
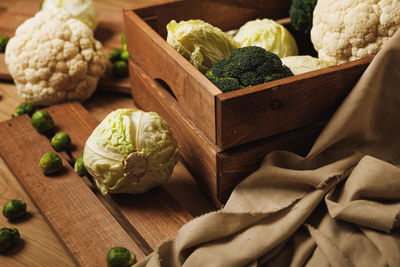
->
(109, 48, 122, 62)
(39, 152, 63, 174)
(112, 61, 129, 78)
(51, 132, 71, 151)
(74, 155, 88, 177)
(13, 103, 35, 117)
(0, 227, 20, 252)
(31, 110, 54, 134)
(2, 200, 26, 220)
(0, 36, 9, 53)
(107, 247, 136, 267)
(120, 49, 130, 62)
(83, 109, 179, 195)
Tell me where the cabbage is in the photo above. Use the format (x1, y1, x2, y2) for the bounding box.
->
(166, 20, 239, 73)
(233, 19, 298, 58)
(41, 0, 97, 31)
(83, 109, 179, 195)
(281, 55, 332, 75)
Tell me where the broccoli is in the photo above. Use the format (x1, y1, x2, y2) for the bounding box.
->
(289, 0, 318, 34)
(205, 46, 293, 93)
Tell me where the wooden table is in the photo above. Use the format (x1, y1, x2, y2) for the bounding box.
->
(0, 0, 215, 265)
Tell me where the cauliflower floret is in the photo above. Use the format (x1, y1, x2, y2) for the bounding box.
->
(311, 0, 400, 65)
(281, 55, 332, 75)
(5, 8, 108, 106)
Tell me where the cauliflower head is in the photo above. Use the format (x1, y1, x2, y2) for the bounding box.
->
(311, 0, 400, 65)
(281, 55, 332, 75)
(5, 8, 108, 106)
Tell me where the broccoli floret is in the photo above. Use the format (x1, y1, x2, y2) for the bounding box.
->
(205, 46, 293, 93)
(289, 0, 318, 34)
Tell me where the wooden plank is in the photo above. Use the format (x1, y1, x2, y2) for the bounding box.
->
(46, 102, 193, 250)
(0, 157, 76, 267)
(216, 57, 372, 149)
(124, 9, 219, 144)
(0, 114, 144, 265)
(128, 60, 222, 205)
(109, 188, 193, 249)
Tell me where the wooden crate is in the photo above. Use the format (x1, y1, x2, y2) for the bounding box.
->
(129, 61, 324, 206)
(123, 0, 371, 149)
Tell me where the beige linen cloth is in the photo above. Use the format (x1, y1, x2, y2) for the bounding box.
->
(137, 30, 400, 267)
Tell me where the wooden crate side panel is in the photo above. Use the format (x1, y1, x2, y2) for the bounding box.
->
(0, 115, 144, 265)
(217, 123, 325, 203)
(46, 102, 193, 251)
(147, 0, 292, 38)
(217, 57, 372, 149)
(124, 10, 218, 144)
(129, 60, 220, 200)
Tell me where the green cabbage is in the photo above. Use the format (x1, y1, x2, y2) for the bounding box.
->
(166, 19, 239, 73)
(233, 19, 298, 58)
(41, 0, 97, 31)
(83, 109, 179, 195)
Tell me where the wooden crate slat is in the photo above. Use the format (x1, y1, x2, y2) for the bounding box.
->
(216, 57, 371, 149)
(0, 114, 145, 265)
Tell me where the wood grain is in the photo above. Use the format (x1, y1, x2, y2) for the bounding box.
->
(0, 114, 145, 265)
(0, 156, 75, 267)
(216, 57, 372, 149)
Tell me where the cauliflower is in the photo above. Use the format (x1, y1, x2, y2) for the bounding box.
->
(5, 8, 108, 106)
(281, 55, 332, 75)
(311, 0, 400, 65)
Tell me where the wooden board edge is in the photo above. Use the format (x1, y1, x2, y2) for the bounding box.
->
(215, 57, 371, 149)
(217, 56, 374, 101)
